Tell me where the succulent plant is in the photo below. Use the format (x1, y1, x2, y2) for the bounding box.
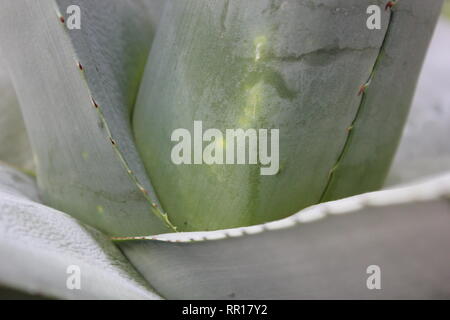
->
(0, 0, 449, 299)
(133, 0, 444, 231)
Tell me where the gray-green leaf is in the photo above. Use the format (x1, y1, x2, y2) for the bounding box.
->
(0, 0, 173, 236)
(386, 18, 450, 186)
(118, 173, 450, 299)
(0, 164, 161, 299)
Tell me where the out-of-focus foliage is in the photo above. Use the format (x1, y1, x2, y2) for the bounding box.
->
(443, 0, 450, 19)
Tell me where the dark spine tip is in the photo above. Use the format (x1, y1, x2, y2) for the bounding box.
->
(385, 1, 395, 11)
(59, 16, 65, 24)
(358, 86, 365, 96)
(91, 98, 99, 109)
(109, 137, 116, 145)
(77, 62, 83, 71)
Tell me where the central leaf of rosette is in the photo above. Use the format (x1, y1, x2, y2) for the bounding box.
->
(132, 0, 426, 231)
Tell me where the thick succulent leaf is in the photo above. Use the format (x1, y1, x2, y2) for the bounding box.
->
(0, 58, 34, 174)
(320, 0, 443, 201)
(118, 173, 450, 299)
(0, 164, 160, 300)
(141, 0, 167, 32)
(133, 0, 442, 231)
(0, 0, 173, 236)
(386, 19, 450, 186)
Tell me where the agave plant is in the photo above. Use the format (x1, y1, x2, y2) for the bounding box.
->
(0, 0, 449, 299)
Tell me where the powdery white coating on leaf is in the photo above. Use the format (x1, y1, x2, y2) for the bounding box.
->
(0, 165, 161, 300)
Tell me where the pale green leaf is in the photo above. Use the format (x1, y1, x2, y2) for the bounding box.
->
(133, 0, 443, 231)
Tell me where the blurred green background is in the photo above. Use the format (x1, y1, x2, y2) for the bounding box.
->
(444, 0, 450, 18)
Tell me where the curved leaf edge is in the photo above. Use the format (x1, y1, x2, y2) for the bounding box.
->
(114, 171, 450, 243)
(0, 164, 161, 300)
(51, 1, 176, 231)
